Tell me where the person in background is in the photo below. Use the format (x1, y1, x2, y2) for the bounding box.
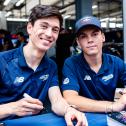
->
(0, 29, 6, 51)
(0, 4, 87, 126)
(2, 31, 14, 51)
(0, 29, 14, 51)
(14, 32, 28, 48)
(61, 15, 126, 114)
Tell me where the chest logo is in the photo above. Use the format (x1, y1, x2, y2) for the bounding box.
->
(14, 77, 25, 84)
(63, 78, 70, 84)
(102, 74, 113, 81)
(39, 74, 49, 81)
(84, 75, 91, 80)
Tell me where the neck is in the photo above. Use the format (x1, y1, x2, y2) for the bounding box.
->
(84, 53, 102, 73)
(23, 43, 45, 71)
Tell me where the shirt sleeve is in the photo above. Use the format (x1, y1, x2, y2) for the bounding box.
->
(61, 59, 80, 92)
(49, 61, 59, 87)
(118, 58, 126, 86)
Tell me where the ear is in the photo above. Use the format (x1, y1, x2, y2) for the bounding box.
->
(76, 37, 81, 49)
(27, 22, 33, 35)
(102, 32, 105, 43)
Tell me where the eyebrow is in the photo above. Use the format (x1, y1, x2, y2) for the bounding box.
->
(40, 22, 60, 29)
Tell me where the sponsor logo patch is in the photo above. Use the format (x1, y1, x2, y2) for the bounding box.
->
(39, 74, 49, 81)
(63, 78, 70, 84)
(102, 74, 113, 81)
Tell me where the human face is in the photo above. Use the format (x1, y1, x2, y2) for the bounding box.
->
(76, 26, 105, 56)
(27, 16, 60, 52)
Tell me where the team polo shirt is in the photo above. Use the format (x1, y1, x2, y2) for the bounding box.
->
(61, 52, 126, 101)
(0, 44, 58, 104)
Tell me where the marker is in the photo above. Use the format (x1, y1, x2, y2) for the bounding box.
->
(23, 93, 32, 98)
(23, 93, 46, 112)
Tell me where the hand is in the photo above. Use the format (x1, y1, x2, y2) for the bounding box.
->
(64, 107, 88, 126)
(6, 97, 43, 117)
(113, 93, 126, 112)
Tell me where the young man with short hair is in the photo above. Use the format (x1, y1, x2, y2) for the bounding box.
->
(0, 5, 87, 126)
(62, 16, 126, 113)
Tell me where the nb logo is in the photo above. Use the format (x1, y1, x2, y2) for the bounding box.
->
(14, 77, 25, 84)
(84, 75, 91, 80)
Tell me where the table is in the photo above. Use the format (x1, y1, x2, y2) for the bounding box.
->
(2, 112, 108, 126)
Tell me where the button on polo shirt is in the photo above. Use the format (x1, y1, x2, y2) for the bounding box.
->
(0, 44, 58, 104)
(62, 52, 126, 101)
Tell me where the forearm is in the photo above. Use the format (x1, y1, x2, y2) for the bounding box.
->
(64, 94, 114, 113)
(0, 103, 13, 119)
(48, 86, 70, 116)
(51, 97, 70, 116)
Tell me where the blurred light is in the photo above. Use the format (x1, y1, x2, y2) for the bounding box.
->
(109, 23, 116, 28)
(5, 11, 12, 17)
(92, 5, 98, 9)
(3, 0, 11, 6)
(100, 18, 116, 22)
(109, 18, 116, 21)
(116, 23, 123, 28)
(64, 15, 71, 19)
(101, 22, 107, 28)
(7, 17, 28, 22)
(69, 27, 72, 30)
(16, 0, 25, 6)
(100, 18, 109, 22)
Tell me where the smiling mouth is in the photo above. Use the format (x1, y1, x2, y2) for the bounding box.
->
(40, 37, 52, 43)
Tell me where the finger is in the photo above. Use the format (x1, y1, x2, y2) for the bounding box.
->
(24, 97, 43, 105)
(65, 114, 74, 126)
(75, 113, 84, 126)
(83, 114, 88, 126)
(21, 100, 43, 110)
(75, 113, 88, 126)
(17, 107, 41, 116)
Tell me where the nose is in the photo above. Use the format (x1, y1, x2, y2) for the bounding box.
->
(45, 28, 52, 37)
(87, 35, 93, 43)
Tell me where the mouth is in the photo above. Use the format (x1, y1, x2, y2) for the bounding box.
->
(87, 45, 97, 48)
(40, 37, 52, 43)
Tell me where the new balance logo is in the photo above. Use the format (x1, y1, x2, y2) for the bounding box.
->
(84, 75, 91, 80)
(14, 77, 25, 84)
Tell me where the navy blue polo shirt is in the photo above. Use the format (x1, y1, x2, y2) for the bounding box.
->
(0, 44, 58, 104)
(61, 52, 126, 101)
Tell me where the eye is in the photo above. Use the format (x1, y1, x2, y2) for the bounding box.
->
(53, 28, 60, 33)
(40, 24, 48, 29)
(92, 32, 99, 37)
(79, 34, 86, 39)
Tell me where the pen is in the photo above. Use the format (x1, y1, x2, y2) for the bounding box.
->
(23, 93, 47, 112)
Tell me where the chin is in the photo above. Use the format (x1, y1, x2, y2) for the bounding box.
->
(87, 52, 98, 56)
(38, 47, 48, 52)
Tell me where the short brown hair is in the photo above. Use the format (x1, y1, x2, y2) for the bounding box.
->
(29, 5, 63, 28)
